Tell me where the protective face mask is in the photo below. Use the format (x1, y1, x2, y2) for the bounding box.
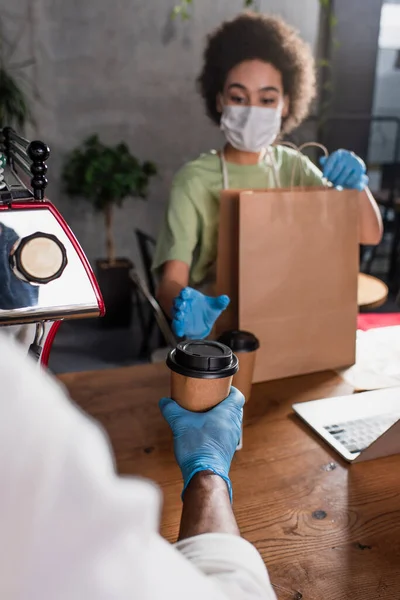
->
(220, 104, 283, 153)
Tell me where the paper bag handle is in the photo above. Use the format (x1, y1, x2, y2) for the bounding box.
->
(279, 141, 329, 189)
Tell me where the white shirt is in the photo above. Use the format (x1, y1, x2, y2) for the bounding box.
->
(0, 332, 276, 600)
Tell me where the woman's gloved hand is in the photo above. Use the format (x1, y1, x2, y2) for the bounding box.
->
(159, 387, 244, 502)
(319, 149, 369, 191)
(172, 287, 230, 339)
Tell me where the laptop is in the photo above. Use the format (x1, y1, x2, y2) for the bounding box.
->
(293, 386, 400, 463)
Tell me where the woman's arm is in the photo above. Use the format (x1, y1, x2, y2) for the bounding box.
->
(157, 260, 190, 317)
(152, 170, 199, 316)
(157, 269, 230, 340)
(358, 187, 383, 246)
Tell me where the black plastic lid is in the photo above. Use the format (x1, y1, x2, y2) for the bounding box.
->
(167, 340, 239, 379)
(217, 330, 260, 353)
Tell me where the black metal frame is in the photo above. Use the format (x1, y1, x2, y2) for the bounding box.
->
(285, 114, 400, 163)
(324, 115, 400, 162)
(364, 162, 400, 285)
(0, 127, 50, 202)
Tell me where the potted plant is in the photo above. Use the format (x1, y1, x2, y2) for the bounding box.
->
(62, 134, 157, 328)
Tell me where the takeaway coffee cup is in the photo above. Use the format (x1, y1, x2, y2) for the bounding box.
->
(217, 331, 260, 403)
(166, 340, 239, 412)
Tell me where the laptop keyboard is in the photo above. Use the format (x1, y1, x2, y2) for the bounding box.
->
(324, 412, 400, 454)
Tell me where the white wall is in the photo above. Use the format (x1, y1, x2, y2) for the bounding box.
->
(1, 0, 320, 269)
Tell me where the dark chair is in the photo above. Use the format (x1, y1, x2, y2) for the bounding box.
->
(364, 163, 400, 287)
(135, 230, 157, 297)
(134, 229, 165, 355)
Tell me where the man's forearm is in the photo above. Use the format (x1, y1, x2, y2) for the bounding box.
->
(176, 472, 275, 599)
(179, 472, 240, 541)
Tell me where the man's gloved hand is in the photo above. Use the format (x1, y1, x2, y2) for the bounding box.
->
(172, 287, 230, 339)
(159, 387, 244, 502)
(320, 149, 369, 191)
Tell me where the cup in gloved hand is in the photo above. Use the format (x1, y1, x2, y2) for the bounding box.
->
(159, 386, 245, 501)
(166, 339, 239, 412)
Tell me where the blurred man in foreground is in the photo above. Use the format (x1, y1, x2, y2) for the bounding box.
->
(0, 332, 276, 599)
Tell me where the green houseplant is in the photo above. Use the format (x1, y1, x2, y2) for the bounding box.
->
(62, 134, 157, 328)
(0, 16, 35, 130)
(0, 66, 32, 129)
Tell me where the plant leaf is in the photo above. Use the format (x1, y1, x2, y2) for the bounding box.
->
(0, 66, 32, 129)
(317, 58, 331, 68)
(329, 14, 338, 29)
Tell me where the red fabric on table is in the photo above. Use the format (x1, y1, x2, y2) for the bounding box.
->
(357, 313, 400, 331)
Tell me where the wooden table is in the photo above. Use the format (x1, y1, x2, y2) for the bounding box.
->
(358, 273, 389, 310)
(60, 364, 400, 600)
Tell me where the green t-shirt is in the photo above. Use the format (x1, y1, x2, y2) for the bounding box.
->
(153, 145, 324, 285)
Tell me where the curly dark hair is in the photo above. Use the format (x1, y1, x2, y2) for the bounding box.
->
(197, 12, 316, 134)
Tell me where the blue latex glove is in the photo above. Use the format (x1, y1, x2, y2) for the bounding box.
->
(172, 287, 230, 339)
(320, 149, 369, 191)
(159, 387, 244, 502)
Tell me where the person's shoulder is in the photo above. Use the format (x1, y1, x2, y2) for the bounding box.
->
(172, 151, 220, 188)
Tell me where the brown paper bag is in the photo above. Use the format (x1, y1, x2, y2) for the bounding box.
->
(215, 190, 241, 335)
(216, 186, 360, 382)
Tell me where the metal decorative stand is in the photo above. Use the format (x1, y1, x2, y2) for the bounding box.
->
(1, 127, 50, 201)
(0, 152, 6, 190)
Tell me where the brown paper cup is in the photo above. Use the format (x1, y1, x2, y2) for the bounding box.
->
(167, 340, 238, 412)
(217, 331, 260, 404)
(233, 349, 257, 403)
(170, 371, 233, 412)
